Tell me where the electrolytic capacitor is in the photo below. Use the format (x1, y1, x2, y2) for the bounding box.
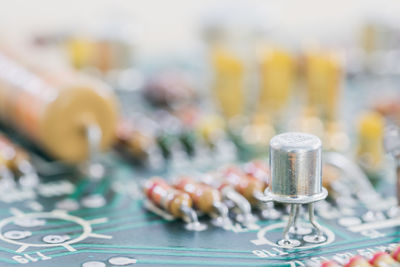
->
(345, 256, 373, 267)
(174, 176, 230, 226)
(258, 132, 328, 247)
(143, 177, 206, 231)
(369, 252, 400, 267)
(0, 50, 118, 162)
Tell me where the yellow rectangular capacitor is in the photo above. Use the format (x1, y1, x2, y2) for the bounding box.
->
(211, 47, 245, 119)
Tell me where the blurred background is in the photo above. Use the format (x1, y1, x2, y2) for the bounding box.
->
(0, 0, 400, 176)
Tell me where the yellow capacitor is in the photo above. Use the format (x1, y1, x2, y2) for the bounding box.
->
(356, 111, 384, 168)
(66, 37, 94, 70)
(258, 47, 295, 115)
(305, 50, 342, 121)
(211, 47, 244, 119)
(0, 51, 118, 163)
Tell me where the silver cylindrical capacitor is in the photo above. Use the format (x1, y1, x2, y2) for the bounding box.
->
(268, 132, 326, 203)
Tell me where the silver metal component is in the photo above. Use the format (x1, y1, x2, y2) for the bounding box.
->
(266, 132, 327, 204)
(260, 132, 327, 243)
(85, 124, 105, 181)
(221, 187, 256, 225)
(180, 205, 207, 231)
(211, 201, 231, 227)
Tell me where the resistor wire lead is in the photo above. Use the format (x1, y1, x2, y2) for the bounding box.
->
(143, 177, 206, 231)
(174, 176, 230, 226)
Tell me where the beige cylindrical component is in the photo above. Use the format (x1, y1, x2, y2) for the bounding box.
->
(144, 177, 193, 218)
(220, 166, 265, 204)
(0, 51, 118, 162)
(175, 176, 221, 213)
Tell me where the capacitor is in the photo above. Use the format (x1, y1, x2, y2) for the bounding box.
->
(174, 176, 229, 226)
(0, 51, 118, 162)
(345, 256, 373, 267)
(211, 47, 244, 119)
(369, 252, 400, 267)
(143, 177, 205, 231)
(258, 132, 328, 247)
(304, 49, 342, 122)
(258, 47, 295, 117)
(357, 111, 384, 169)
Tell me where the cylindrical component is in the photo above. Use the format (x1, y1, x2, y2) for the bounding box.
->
(0, 51, 118, 162)
(357, 111, 384, 168)
(268, 132, 326, 203)
(304, 50, 342, 121)
(243, 160, 270, 187)
(143, 177, 192, 218)
(0, 134, 28, 172)
(258, 47, 295, 115)
(211, 47, 244, 119)
(321, 261, 341, 267)
(220, 166, 265, 204)
(174, 176, 221, 213)
(391, 245, 400, 262)
(369, 252, 400, 267)
(345, 256, 373, 267)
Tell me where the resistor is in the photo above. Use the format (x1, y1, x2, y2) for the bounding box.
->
(220, 166, 266, 205)
(344, 256, 373, 267)
(391, 245, 400, 262)
(143, 177, 205, 231)
(369, 252, 400, 267)
(0, 134, 38, 187)
(174, 176, 229, 225)
(202, 172, 255, 224)
(321, 261, 341, 267)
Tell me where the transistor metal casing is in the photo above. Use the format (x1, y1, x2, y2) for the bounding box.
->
(266, 132, 327, 204)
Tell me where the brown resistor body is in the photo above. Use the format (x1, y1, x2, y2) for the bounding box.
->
(174, 176, 221, 214)
(144, 177, 192, 218)
(220, 166, 266, 204)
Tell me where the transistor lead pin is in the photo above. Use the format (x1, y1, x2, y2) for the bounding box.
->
(143, 177, 206, 231)
(174, 176, 230, 226)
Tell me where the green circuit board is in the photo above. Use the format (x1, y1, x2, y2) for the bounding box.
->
(0, 149, 397, 267)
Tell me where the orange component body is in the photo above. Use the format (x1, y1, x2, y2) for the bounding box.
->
(220, 166, 265, 204)
(345, 256, 373, 267)
(369, 252, 400, 267)
(175, 176, 221, 213)
(144, 178, 192, 217)
(321, 261, 341, 267)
